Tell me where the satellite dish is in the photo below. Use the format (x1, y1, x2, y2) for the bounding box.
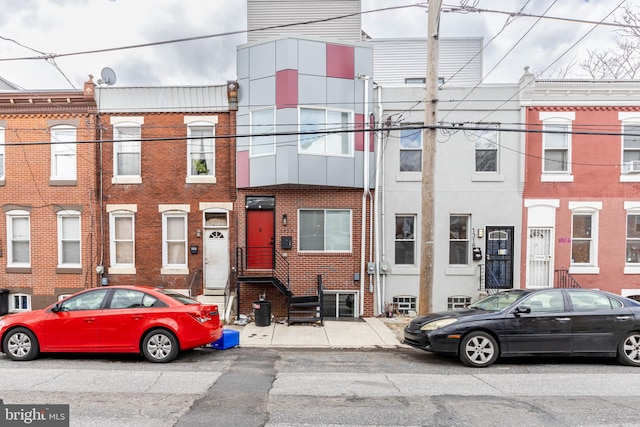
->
(99, 67, 117, 86)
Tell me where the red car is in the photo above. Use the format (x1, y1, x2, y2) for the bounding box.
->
(0, 286, 223, 363)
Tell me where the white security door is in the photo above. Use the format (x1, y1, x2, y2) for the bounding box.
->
(204, 229, 229, 289)
(527, 228, 553, 288)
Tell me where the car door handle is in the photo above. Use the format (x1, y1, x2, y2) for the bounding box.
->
(555, 317, 571, 322)
(131, 315, 143, 320)
(617, 316, 632, 321)
(84, 318, 96, 323)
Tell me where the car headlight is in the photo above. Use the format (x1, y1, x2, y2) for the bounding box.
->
(420, 318, 458, 331)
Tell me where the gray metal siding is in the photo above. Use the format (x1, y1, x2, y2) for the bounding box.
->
(248, 0, 362, 43)
(371, 38, 483, 86)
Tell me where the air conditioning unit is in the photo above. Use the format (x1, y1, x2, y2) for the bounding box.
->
(624, 160, 640, 173)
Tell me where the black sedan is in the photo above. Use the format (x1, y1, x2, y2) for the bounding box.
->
(403, 288, 640, 368)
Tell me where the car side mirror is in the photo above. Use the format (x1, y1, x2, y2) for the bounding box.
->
(514, 306, 531, 316)
(51, 303, 61, 313)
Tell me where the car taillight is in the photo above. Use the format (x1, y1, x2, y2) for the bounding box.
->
(188, 311, 211, 324)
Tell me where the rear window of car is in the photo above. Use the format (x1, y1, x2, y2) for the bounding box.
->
(160, 291, 200, 305)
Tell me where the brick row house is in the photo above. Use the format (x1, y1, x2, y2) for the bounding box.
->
(93, 83, 238, 309)
(520, 72, 640, 300)
(0, 79, 99, 311)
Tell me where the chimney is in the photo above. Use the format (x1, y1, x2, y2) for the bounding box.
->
(83, 75, 95, 100)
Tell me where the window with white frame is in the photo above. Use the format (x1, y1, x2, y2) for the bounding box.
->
(50, 125, 77, 181)
(299, 107, 353, 156)
(622, 123, 640, 171)
(250, 108, 275, 156)
(109, 211, 135, 269)
(448, 296, 471, 309)
(470, 125, 499, 172)
(58, 210, 81, 267)
(112, 118, 142, 180)
(187, 122, 215, 177)
(299, 209, 351, 252)
(6, 210, 30, 267)
(392, 296, 416, 314)
(627, 212, 640, 264)
(540, 112, 574, 174)
(0, 126, 5, 180)
(569, 202, 600, 273)
(449, 215, 469, 265)
(399, 128, 422, 172)
(163, 211, 187, 270)
(11, 293, 30, 312)
(395, 215, 415, 264)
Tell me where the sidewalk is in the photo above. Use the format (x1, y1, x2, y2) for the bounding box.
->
(225, 317, 410, 349)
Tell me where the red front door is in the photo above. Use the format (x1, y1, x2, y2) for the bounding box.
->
(247, 209, 274, 269)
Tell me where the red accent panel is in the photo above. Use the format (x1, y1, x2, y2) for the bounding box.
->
(326, 44, 354, 79)
(276, 69, 298, 109)
(354, 114, 364, 151)
(237, 150, 250, 187)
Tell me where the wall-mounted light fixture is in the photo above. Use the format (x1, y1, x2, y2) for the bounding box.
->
(282, 214, 287, 226)
(477, 228, 484, 238)
(196, 229, 202, 238)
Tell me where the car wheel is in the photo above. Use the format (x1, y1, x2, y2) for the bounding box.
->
(617, 332, 640, 367)
(141, 329, 179, 363)
(459, 331, 499, 368)
(2, 327, 40, 361)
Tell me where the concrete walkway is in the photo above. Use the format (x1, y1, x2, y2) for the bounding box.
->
(226, 317, 407, 349)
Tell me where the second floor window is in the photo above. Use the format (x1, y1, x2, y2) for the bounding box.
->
(0, 126, 5, 179)
(250, 108, 275, 156)
(188, 124, 215, 176)
(622, 124, 640, 168)
(542, 122, 570, 173)
(299, 107, 353, 156)
(471, 126, 498, 172)
(114, 125, 141, 177)
(51, 125, 77, 180)
(399, 128, 422, 172)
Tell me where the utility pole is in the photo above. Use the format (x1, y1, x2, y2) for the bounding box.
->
(419, 0, 441, 315)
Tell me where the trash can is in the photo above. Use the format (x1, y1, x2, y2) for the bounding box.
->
(0, 289, 9, 316)
(253, 300, 271, 327)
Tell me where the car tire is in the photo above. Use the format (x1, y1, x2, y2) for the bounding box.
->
(2, 327, 40, 361)
(459, 331, 499, 368)
(617, 332, 640, 367)
(141, 329, 179, 363)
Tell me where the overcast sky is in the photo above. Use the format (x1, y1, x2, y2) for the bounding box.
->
(0, 0, 630, 90)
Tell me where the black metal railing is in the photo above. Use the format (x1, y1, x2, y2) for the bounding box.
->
(235, 246, 291, 295)
(554, 269, 582, 288)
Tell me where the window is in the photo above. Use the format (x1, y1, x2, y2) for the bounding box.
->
(187, 123, 215, 177)
(6, 210, 30, 267)
(109, 211, 135, 270)
(58, 289, 108, 311)
(622, 123, 640, 168)
(163, 212, 187, 270)
(0, 126, 5, 180)
(571, 214, 593, 264)
(11, 294, 30, 312)
(395, 215, 415, 264)
(50, 125, 77, 181)
(111, 118, 143, 182)
(543, 122, 570, 172)
(109, 289, 163, 309)
(393, 296, 417, 314)
(567, 290, 623, 311)
(58, 210, 81, 267)
(399, 128, 422, 172)
(449, 215, 469, 265)
(448, 296, 471, 309)
(299, 209, 351, 252)
(299, 107, 353, 156)
(250, 108, 275, 156)
(470, 125, 498, 172)
(627, 213, 640, 264)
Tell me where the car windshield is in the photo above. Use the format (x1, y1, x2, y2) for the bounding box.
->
(468, 292, 526, 311)
(160, 290, 200, 305)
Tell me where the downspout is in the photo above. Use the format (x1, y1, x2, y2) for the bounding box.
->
(374, 85, 383, 315)
(359, 74, 371, 317)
